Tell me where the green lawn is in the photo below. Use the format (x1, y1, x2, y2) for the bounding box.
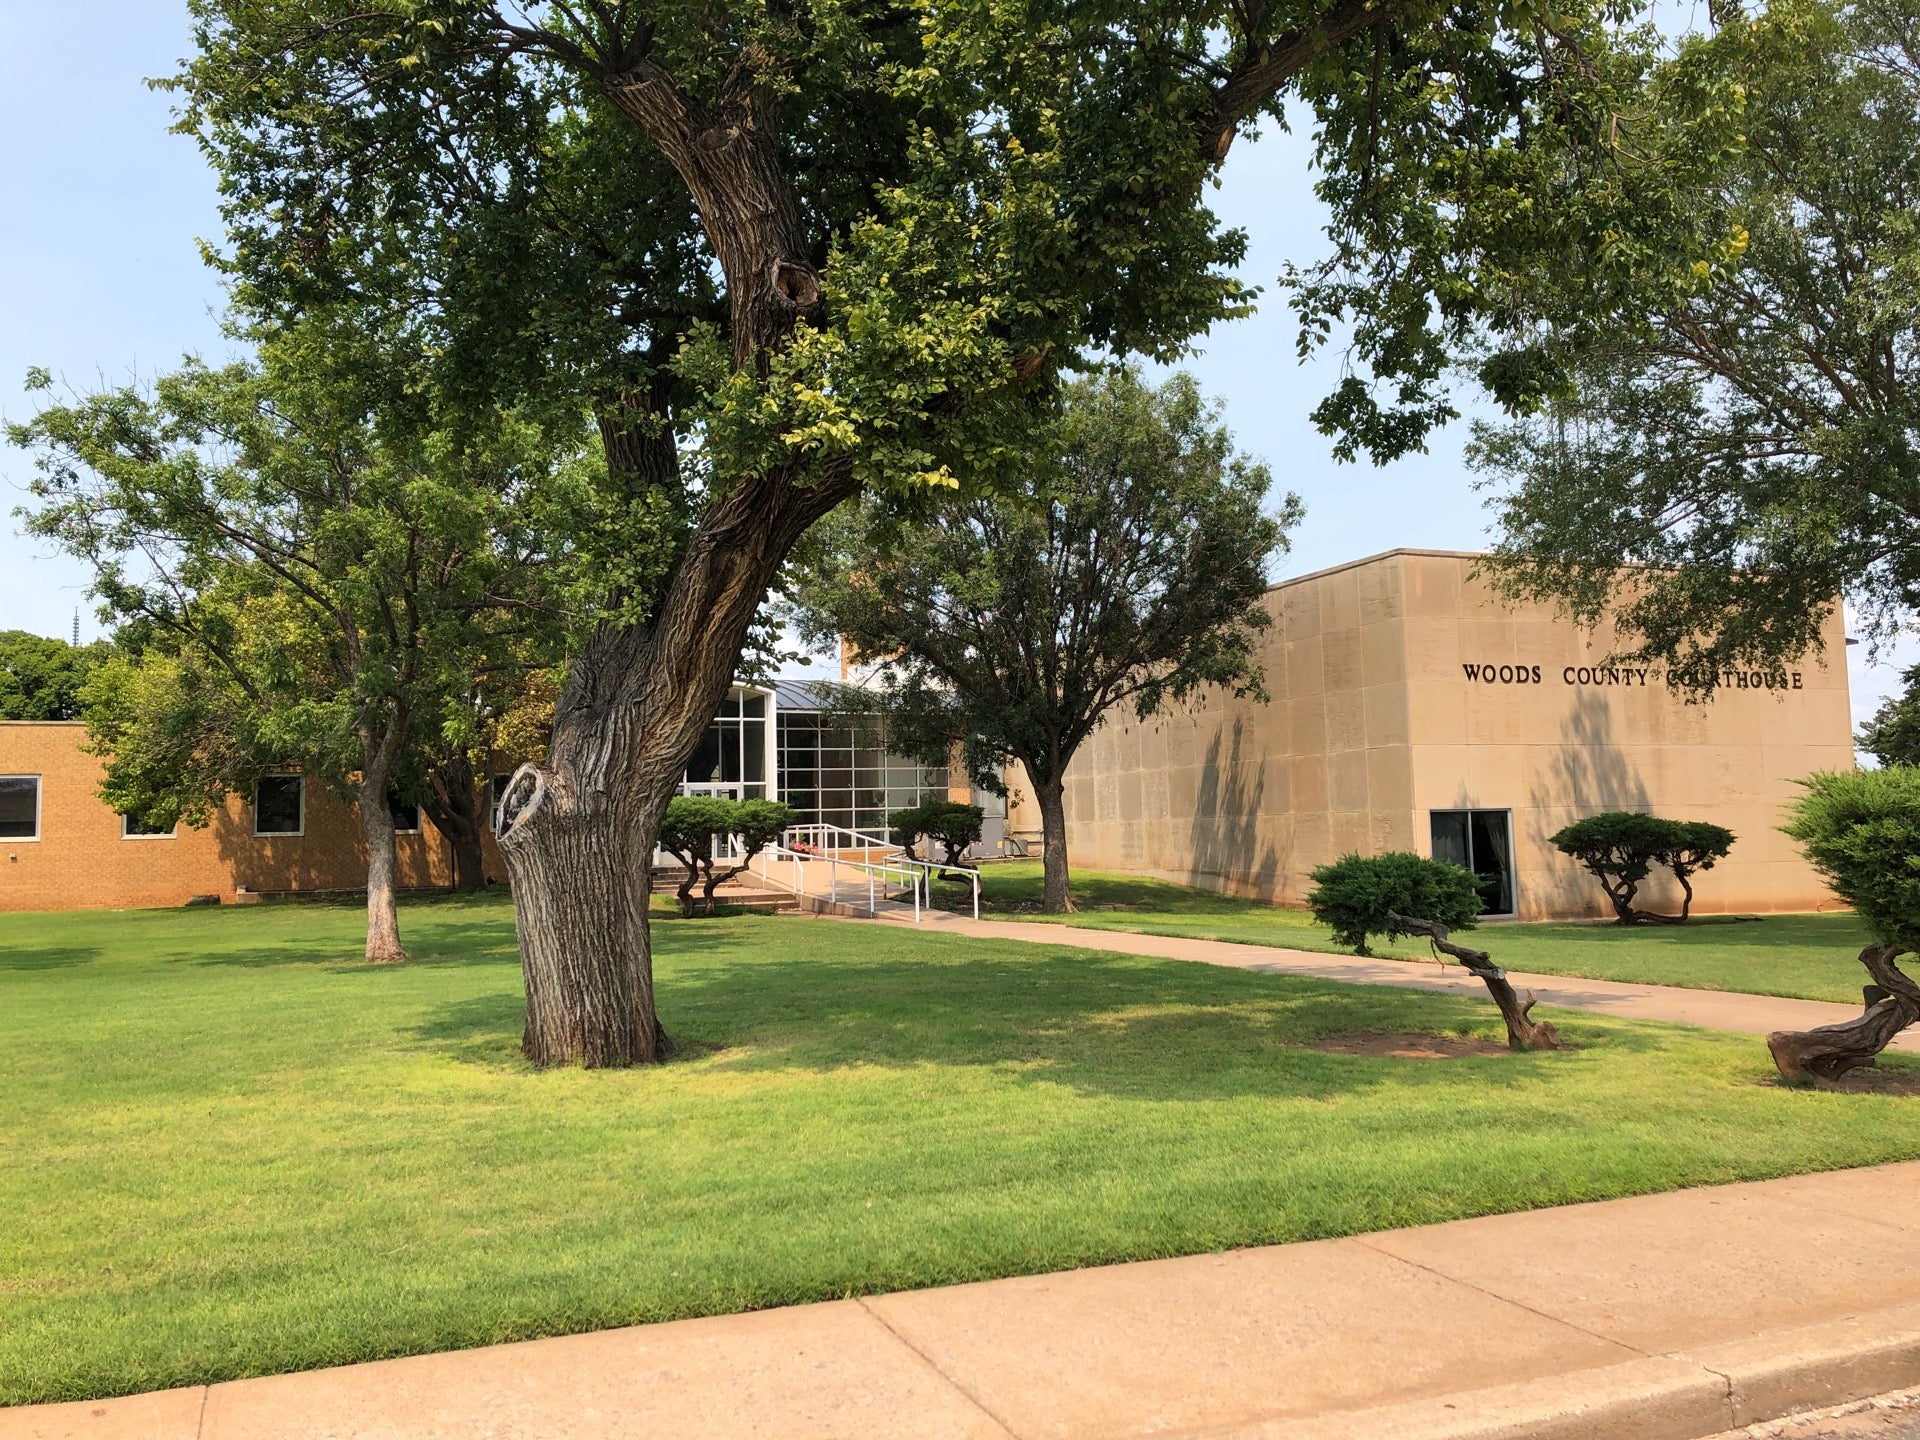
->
(6, 894, 1920, 1405)
(966, 861, 1878, 1004)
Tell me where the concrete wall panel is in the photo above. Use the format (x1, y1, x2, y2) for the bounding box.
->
(1040, 550, 1851, 919)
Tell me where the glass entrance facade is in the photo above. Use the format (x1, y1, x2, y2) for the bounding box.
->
(1430, 808, 1516, 916)
(682, 689, 771, 799)
(679, 682, 951, 836)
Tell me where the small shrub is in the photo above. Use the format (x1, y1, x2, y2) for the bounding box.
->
(1306, 852, 1483, 956)
(1661, 820, 1737, 918)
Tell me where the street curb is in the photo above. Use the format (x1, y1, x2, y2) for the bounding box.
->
(1192, 1302, 1920, 1440)
(1688, 1300, 1920, 1428)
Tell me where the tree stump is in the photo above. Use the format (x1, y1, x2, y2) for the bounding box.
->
(1768, 943, 1920, 1086)
(1386, 911, 1563, 1051)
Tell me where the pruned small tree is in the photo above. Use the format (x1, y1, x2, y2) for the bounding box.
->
(793, 368, 1297, 913)
(1306, 851, 1559, 1052)
(657, 797, 795, 917)
(1769, 769, 1920, 1085)
(889, 800, 984, 870)
(1307, 853, 1483, 957)
(1659, 821, 1737, 921)
(1550, 812, 1735, 923)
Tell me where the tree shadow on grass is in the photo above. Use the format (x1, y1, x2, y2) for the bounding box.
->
(189, 920, 522, 970)
(0, 945, 100, 971)
(407, 922, 1612, 1102)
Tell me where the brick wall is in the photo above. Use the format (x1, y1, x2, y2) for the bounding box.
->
(0, 722, 477, 912)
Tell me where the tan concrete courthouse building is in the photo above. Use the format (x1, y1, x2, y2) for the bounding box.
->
(1023, 549, 1855, 920)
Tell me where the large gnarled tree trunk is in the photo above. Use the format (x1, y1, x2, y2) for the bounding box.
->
(487, 8, 1411, 1063)
(497, 464, 854, 1066)
(1768, 943, 1920, 1086)
(490, 50, 864, 1066)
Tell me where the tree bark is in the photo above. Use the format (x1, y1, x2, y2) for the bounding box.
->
(1387, 912, 1562, 1051)
(358, 773, 408, 964)
(497, 463, 857, 1067)
(421, 753, 488, 891)
(357, 715, 410, 963)
(1768, 943, 1920, 1085)
(1673, 867, 1695, 921)
(499, 765, 664, 1063)
(1035, 774, 1074, 913)
(600, 56, 823, 372)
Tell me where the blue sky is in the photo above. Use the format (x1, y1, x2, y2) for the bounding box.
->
(0, 2, 1903, 725)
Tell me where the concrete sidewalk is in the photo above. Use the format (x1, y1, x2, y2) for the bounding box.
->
(884, 910, 1920, 1052)
(14, 1163, 1920, 1440)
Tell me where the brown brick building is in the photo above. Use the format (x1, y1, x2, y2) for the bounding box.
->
(0, 679, 956, 912)
(0, 722, 485, 911)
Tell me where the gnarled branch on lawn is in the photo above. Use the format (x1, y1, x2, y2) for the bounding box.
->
(1387, 910, 1563, 1051)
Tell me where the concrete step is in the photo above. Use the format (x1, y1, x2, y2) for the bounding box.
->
(651, 869, 802, 913)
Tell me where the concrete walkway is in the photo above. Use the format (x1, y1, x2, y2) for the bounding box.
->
(15, 1162, 1920, 1440)
(880, 909, 1920, 1052)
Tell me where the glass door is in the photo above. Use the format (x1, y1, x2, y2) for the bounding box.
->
(1429, 809, 1516, 916)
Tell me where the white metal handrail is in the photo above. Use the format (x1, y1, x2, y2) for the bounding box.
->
(748, 829, 981, 923)
(784, 821, 897, 855)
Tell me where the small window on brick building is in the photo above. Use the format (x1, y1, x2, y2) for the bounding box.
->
(0, 776, 41, 840)
(254, 776, 304, 836)
(389, 794, 421, 835)
(122, 811, 176, 838)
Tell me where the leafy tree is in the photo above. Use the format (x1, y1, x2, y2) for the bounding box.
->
(11, 356, 566, 961)
(1771, 768, 1920, 1083)
(1549, 812, 1736, 923)
(0, 631, 105, 721)
(1859, 668, 1920, 768)
(404, 663, 567, 892)
(657, 797, 796, 917)
(793, 368, 1296, 912)
(1452, 0, 1920, 687)
(173, 0, 1688, 1063)
(1305, 852, 1482, 956)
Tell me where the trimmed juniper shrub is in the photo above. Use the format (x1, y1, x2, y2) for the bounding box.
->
(1782, 769, 1920, 951)
(1306, 851, 1483, 956)
(1549, 812, 1735, 923)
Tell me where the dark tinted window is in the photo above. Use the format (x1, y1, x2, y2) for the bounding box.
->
(122, 811, 174, 837)
(254, 776, 303, 835)
(389, 794, 420, 834)
(1430, 809, 1515, 916)
(0, 776, 39, 839)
